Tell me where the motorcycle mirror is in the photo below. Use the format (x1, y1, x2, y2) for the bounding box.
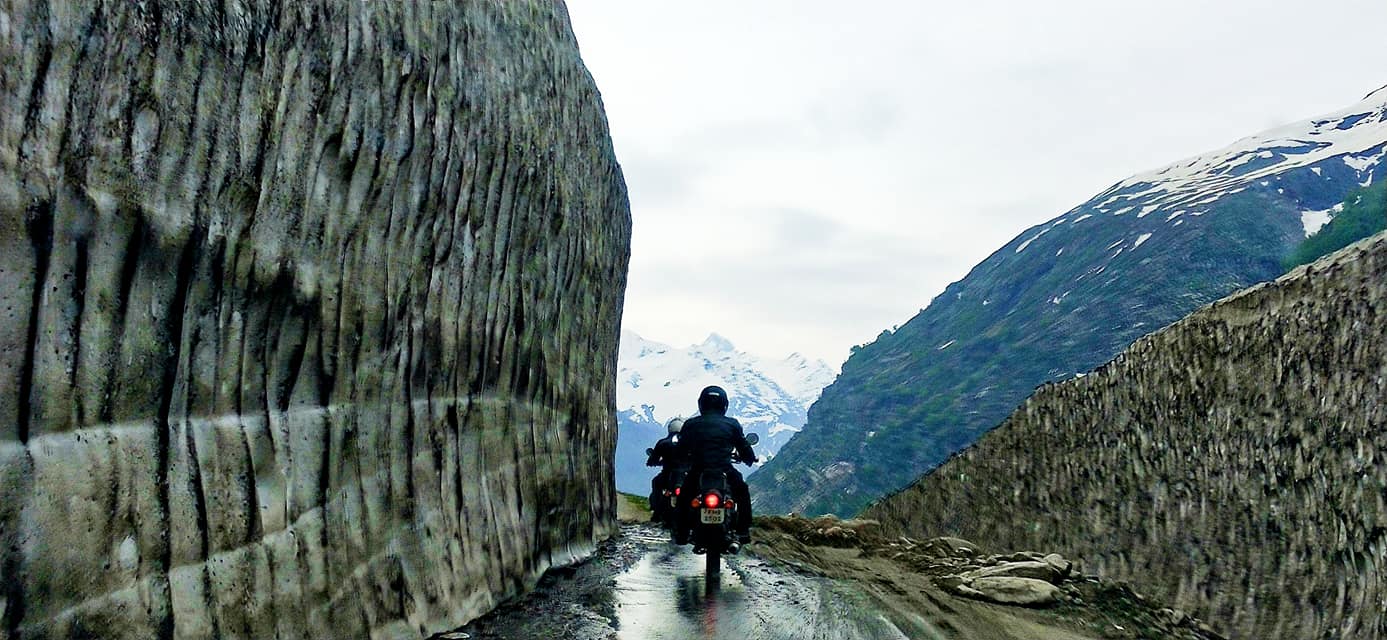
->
(745, 433, 759, 446)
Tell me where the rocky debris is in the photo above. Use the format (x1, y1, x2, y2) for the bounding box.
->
(865, 232, 1387, 639)
(0, 2, 629, 639)
(922, 536, 983, 558)
(754, 515, 1227, 639)
(755, 513, 886, 548)
(868, 535, 1073, 607)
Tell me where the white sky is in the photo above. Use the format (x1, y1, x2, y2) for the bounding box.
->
(564, 0, 1387, 365)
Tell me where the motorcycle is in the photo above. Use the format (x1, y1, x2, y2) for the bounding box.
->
(684, 432, 758, 582)
(645, 449, 688, 529)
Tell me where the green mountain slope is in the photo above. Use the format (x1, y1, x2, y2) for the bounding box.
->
(751, 87, 1387, 517)
(1285, 181, 1386, 269)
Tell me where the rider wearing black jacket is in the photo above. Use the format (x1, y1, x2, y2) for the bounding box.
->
(677, 385, 756, 544)
(645, 418, 685, 522)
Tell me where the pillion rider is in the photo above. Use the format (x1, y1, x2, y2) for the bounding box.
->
(645, 417, 686, 523)
(675, 385, 757, 545)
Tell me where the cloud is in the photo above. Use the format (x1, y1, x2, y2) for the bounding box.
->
(568, 0, 1387, 363)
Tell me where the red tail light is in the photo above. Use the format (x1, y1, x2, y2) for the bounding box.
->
(704, 493, 720, 509)
(674, 487, 681, 496)
(691, 498, 702, 508)
(724, 499, 735, 509)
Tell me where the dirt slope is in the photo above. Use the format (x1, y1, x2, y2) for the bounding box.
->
(751, 515, 1227, 640)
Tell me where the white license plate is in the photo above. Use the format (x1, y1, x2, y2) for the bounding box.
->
(700, 509, 725, 524)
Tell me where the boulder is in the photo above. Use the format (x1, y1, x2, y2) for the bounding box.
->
(923, 536, 983, 558)
(1042, 553, 1074, 578)
(944, 576, 1063, 607)
(963, 560, 1065, 584)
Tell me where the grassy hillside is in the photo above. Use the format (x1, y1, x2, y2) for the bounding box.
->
(1285, 181, 1386, 269)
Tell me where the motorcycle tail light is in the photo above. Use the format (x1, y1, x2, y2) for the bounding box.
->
(674, 487, 681, 496)
(724, 499, 735, 509)
(704, 493, 720, 509)
(691, 498, 702, 508)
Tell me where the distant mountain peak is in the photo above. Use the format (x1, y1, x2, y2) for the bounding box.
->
(612, 331, 838, 493)
(699, 333, 736, 352)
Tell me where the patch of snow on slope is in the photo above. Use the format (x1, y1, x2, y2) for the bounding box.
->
(1072, 214, 1093, 223)
(1301, 203, 1344, 236)
(1113, 88, 1387, 208)
(1015, 228, 1050, 253)
(1344, 148, 1384, 173)
(1133, 233, 1154, 249)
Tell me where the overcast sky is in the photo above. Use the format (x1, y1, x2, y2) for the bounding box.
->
(564, 0, 1387, 365)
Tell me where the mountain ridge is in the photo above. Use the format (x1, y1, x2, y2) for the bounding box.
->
(613, 330, 836, 494)
(751, 85, 1387, 517)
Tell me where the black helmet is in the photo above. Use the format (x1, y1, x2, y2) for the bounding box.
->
(697, 385, 729, 415)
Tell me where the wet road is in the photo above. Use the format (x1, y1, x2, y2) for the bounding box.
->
(612, 528, 909, 640)
(449, 525, 917, 640)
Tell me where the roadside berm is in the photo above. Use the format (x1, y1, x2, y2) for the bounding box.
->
(752, 515, 1227, 640)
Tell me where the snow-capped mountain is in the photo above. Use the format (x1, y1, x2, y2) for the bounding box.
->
(753, 84, 1387, 518)
(613, 331, 837, 494)
(1112, 84, 1386, 215)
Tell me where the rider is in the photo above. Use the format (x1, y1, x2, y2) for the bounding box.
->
(645, 417, 686, 523)
(675, 385, 757, 546)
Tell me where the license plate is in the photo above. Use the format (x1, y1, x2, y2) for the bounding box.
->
(700, 509, 725, 524)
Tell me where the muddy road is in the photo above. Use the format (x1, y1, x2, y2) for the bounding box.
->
(437, 518, 1225, 640)
(443, 524, 913, 639)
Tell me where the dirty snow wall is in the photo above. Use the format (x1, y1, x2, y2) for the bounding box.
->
(866, 233, 1387, 639)
(0, 1, 629, 638)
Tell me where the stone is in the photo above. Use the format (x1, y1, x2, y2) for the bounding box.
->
(0, 1, 629, 638)
(922, 536, 982, 558)
(960, 577, 1063, 607)
(1042, 553, 1073, 578)
(963, 561, 1064, 584)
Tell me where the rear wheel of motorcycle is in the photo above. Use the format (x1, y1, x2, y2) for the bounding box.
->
(706, 548, 721, 580)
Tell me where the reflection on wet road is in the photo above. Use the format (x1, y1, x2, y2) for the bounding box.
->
(611, 530, 908, 640)
(448, 525, 918, 640)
